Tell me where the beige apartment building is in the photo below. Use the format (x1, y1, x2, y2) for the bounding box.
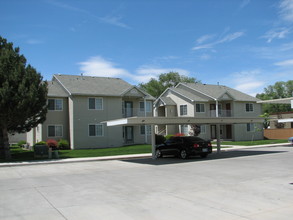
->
(27, 74, 155, 149)
(154, 83, 263, 141)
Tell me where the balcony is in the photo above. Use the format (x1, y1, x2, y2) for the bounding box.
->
(122, 108, 153, 118)
(210, 110, 232, 117)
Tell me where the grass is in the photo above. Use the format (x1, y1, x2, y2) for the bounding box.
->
(212, 139, 288, 146)
(0, 139, 289, 163)
(0, 144, 152, 163)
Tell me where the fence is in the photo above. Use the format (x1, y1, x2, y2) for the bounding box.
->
(264, 128, 293, 139)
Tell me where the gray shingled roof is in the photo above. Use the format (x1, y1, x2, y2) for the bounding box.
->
(180, 83, 260, 102)
(160, 97, 176, 105)
(53, 74, 155, 100)
(47, 81, 69, 97)
(170, 87, 213, 102)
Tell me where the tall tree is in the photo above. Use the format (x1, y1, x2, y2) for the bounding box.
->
(256, 80, 293, 113)
(139, 71, 200, 98)
(0, 36, 48, 159)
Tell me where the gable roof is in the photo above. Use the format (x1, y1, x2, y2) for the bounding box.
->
(47, 81, 69, 97)
(178, 83, 260, 102)
(53, 74, 155, 99)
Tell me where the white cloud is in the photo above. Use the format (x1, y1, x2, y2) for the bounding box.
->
(196, 34, 215, 44)
(192, 31, 244, 51)
(275, 59, 293, 66)
(262, 27, 291, 43)
(279, 0, 293, 23)
(78, 56, 190, 84)
(78, 56, 131, 77)
(228, 69, 265, 96)
(240, 0, 250, 9)
(46, 0, 130, 29)
(100, 15, 131, 29)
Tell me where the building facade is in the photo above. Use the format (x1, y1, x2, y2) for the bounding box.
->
(154, 83, 263, 141)
(27, 74, 155, 149)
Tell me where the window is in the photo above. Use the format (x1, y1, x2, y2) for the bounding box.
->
(246, 123, 255, 132)
(180, 105, 187, 116)
(139, 101, 152, 112)
(89, 124, 104, 137)
(246, 103, 254, 112)
(196, 103, 205, 113)
(89, 98, 103, 110)
(140, 125, 151, 135)
(200, 125, 206, 134)
(181, 125, 189, 135)
(48, 125, 63, 137)
(48, 99, 63, 111)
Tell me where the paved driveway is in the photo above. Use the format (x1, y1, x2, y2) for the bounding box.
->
(1, 145, 293, 220)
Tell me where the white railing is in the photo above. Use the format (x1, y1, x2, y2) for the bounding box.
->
(210, 110, 232, 117)
(122, 108, 153, 118)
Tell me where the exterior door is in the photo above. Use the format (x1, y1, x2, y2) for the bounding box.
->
(226, 125, 232, 139)
(125, 126, 134, 143)
(211, 125, 216, 139)
(226, 103, 231, 117)
(125, 101, 133, 117)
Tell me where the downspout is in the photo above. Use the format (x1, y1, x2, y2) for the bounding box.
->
(144, 97, 147, 144)
(215, 99, 221, 153)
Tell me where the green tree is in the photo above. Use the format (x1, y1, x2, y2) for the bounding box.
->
(0, 36, 48, 159)
(139, 71, 199, 98)
(256, 80, 293, 113)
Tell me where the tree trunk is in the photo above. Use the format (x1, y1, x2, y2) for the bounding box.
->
(0, 129, 4, 159)
(2, 127, 11, 160)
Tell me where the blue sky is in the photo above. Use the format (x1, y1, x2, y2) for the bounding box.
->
(1, 0, 293, 96)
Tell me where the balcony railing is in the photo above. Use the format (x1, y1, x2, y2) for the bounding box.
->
(210, 110, 232, 117)
(122, 108, 153, 118)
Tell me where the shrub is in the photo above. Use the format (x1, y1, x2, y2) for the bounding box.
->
(165, 134, 174, 140)
(34, 141, 46, 146)
(175, 133, 185, 137)
(155, 134, 166, 144)
(17, 140, 27, 147)
(46, 139, 58, 150)
(58, 139, 70, 150)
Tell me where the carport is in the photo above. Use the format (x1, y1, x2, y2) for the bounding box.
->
(104, 116, 264, 159)
(257, 97, 293, 123)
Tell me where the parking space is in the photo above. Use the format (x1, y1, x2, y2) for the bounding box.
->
(1, 145, 293, 220)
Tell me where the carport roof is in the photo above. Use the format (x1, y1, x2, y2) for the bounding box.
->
(104, 116, 264, 126)
(257, 97, 293, 104)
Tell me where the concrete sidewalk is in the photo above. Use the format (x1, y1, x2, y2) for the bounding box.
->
(0, 143, 291, 167)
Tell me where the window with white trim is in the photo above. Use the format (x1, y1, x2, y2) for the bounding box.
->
(200, 125, 206, 134)
(48, 99, 63, 111)
(89, 124, 104, 137)
(181, 125, 189, 135)
(48, 125, 63, 137)
(140, 125, 151, 135)
(196, 103, 205, 113)
(89, 98, 103, 110)
(180, 105, 187, 116)
(139, 101, 152, 112)
(246, 123, 255, 132)
(245, 103, 254, 112)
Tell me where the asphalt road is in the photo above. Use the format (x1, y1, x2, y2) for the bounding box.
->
(1, 145, 293, 220)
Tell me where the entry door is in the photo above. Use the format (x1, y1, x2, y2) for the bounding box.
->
(125, 126, 134, 143)
(226, 125, 232, 139)
(125, 101, 133, 117)
(211, 125, 216, 139)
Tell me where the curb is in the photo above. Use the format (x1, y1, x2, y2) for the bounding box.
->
(0, 143, 291, 167)
(0, 153, 152, 167)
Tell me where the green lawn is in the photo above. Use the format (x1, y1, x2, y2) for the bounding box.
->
(212, 139, 288, 146)
(0, 144, 152, 163)
(0, 139, 289, 163)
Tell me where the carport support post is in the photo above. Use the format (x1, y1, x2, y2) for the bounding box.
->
(151, 124, 156, 159)
(216, 124, 221, 153)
